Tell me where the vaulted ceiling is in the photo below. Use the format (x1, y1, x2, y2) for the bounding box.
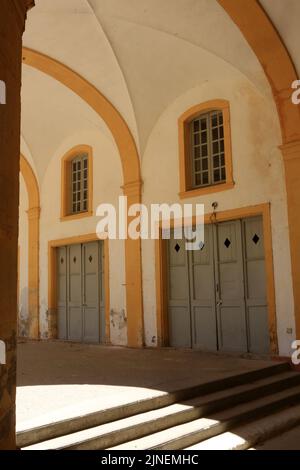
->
(21, 0, 300, 182)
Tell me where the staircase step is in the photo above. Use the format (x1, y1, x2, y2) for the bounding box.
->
(17, 361, 289, 447)
(185, 403, 300, 450)
(22, 369, 299, 450)
(109, 382, 300, 450)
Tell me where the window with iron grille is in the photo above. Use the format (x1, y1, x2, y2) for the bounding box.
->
(70, 154, 88, 214)
(190, 110, 225, 188)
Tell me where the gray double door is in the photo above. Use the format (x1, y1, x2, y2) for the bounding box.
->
(167, 216, 269, 354)
(57, 241, 105, 343)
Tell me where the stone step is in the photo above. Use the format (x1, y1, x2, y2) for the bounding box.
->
(17, 361, 289, 448)
(18, 361, 288, 447)
(22, 368, 299, 450)
(109, 381, 300, 450)
(185, 403, 300, 450)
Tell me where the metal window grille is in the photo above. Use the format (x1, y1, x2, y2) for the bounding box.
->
(71, 154, 88, 214)
(190, 110, 226, 188)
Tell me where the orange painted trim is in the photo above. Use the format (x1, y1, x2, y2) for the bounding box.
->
(49, 233, 104, 248)
(61, 211, 93, 222)
(156, 203, 278, 354)
(20, 154, 40, 339)
(48, 233, 110, 343)
(20, 154, 39, 208)
(178, 99, 234, 198)
(60, 145, 93, 221)
(179, 181, 234, 199)
(123, 181, 144, 348)
(22, 47, 144, 347)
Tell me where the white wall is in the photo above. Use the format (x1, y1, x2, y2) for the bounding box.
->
(39, 129, 127, 345)
(141, 78, 295, 356)
(20, 78, 295, 356)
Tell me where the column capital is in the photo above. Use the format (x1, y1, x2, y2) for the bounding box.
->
(122, 180, 143, 198)
(25, 0, 35, 9)
(279, 140, 300, 161)
(27, 206, 40, 220)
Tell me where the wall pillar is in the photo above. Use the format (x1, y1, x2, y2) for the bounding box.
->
(123, 181, 144, 347)
(280, 141, 300, 339)
(0, 0, 33, 451)
(27, 206, 40, 339)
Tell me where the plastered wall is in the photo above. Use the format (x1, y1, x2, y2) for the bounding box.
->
(141, 79, 295, 356)
(18, 80, 296, 356)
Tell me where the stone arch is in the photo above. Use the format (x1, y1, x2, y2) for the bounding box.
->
(22, 48, 144, 346)
(20, 154, 40, 338)
(218, 0, 300, 339)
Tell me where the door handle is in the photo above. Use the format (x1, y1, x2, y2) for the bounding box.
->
(217, 300, 223, 307)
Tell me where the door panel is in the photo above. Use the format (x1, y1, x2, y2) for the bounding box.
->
(57, 246, 67, 340)
(243, 217, 269, 353)
(56, 241, 104, 343)
(215, 221, 247, 352)
(168, 237, 191, 348)
(189, 225, 217, 350)
(82, 242, 100, 343)
(68, 244, 82, 341)
(166, 216, 270, 354)
(169, 307, 191, 348)
(192, 306, 217, 350)
(247, 259, 266, 299)
(248, 306, 269, 354)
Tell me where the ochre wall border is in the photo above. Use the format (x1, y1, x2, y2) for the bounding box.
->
(22, 47, 144, 347)
(48, 233, 110, 343)
(60, 145, 93, 221)
(217, 0, 300, 346)
(156, 203, 278, 354)
(178, 99, 234, 199)
(20, 154, 40, 339)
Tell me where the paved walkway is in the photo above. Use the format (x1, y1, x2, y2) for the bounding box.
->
(17, 341, 274, 433)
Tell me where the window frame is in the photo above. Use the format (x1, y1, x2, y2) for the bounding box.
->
(61, 145, 93, 221)
(178, 100, 234, 199)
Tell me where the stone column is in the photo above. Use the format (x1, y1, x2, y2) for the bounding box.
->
(0, 0, 34, 450)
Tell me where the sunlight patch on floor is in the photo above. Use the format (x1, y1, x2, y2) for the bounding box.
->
(16, 384, 167, 432)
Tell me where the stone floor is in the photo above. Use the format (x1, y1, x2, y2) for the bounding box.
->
(16, 340, 275, 433)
